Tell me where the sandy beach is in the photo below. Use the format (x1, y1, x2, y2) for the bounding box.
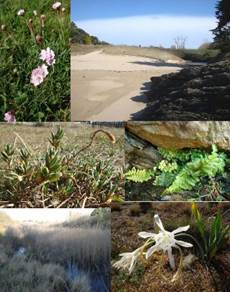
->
(71, 50, 182, 121)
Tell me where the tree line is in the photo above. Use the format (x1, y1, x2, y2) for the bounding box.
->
(71, 22, 109, 45)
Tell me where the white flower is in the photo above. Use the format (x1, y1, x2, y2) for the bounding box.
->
(17, 9, 25, 16)
(33, 10, 38, 16)
(113, 247, 141, 274)
(138, 214, 193, 269)
(52, 2, 62, 10)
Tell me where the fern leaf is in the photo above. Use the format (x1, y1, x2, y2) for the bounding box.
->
(125, 168, 154, 183)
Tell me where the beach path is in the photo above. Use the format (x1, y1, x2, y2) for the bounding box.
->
(71, 50, 182, 121)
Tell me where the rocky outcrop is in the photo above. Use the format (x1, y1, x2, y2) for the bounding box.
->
(125, 131, 162, 169)
(126, 121, 230, 150)
(133, 60, 230, 120)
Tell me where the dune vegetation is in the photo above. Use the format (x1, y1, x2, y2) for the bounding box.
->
(0, 123, 124, 207)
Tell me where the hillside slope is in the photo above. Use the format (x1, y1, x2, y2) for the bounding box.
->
(71, 22, 108, 45)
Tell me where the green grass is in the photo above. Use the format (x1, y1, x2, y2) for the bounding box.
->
(0, 0, 70, 122)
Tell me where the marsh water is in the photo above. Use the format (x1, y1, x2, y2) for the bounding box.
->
(67, 260, 109, 292)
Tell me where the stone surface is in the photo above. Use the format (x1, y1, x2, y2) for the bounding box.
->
(132, 60, 230, 121)
(126, 121, 230, 150)
(125, 131, 162, 169)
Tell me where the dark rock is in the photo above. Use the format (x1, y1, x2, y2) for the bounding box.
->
(125, 130, 162, 169)
(134, 60, 230, 120)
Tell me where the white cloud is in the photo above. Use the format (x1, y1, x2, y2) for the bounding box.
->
(76, 15, 217, 48)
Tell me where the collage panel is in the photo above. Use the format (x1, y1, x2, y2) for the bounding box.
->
(0, 0, 70, 122)
(71, 1, 230, 122)
(0, 208, 111, 291)
(125, 121, 230, 202)
(111, 202, 230, 291)
(0, 122, 124, 208)
(0, 0, 230, 291)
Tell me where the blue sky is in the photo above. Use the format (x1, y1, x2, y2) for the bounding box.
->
(72, 0, 217, 48)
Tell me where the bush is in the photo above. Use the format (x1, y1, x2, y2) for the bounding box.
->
(0, 257, 69, 292)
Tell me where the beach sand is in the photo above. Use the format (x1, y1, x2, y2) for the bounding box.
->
(71, 50, 182, 121)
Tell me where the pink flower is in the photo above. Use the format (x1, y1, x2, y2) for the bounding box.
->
(40, 47, 56, 66)
(4, 111, 16, 123)
(30, 64, 49, 87)
(52, 2, 62, 10)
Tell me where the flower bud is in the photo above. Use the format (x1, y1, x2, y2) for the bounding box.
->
(40, 15, 46, 27)
(17, 9, 25, 16)
(27, 19, 35, 36)
(36, 35, 43, 45)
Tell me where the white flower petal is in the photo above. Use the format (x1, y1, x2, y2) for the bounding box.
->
(154, 214, 165, 231)
(119, 252, 130, 257)
(172, 225, 190, 234)
(129, 257, 135, 274)
(146, 244, 159, 259)
(167, 247, 175, 269)
(176, 240, 193, 248)
(138, 231, 156, 239)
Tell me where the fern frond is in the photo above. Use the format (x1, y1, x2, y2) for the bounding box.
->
(125, 168, 155, 183)
(165, 145, 226, 194)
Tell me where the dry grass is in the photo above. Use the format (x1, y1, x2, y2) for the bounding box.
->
(0, 211, 110, 291)
(71, 44, 183, 62)
(0, 122, 123, 152)
(20, 226, 111, 269)
(102, 45, 183, 62)
(71, 44, 106, 55)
